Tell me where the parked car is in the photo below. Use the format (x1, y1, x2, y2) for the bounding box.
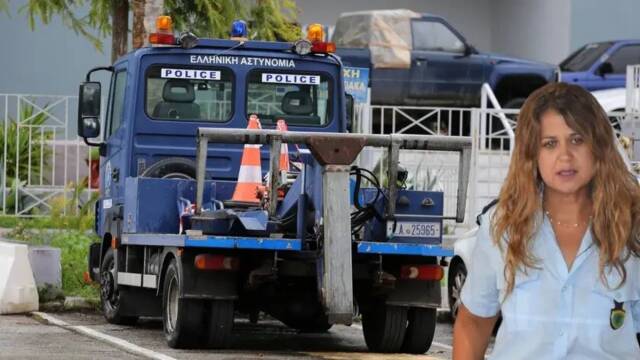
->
(591, 87, 626, 113)
(333, 9, 558, 109)
(447, 227, 478, 321)
(560, 40, 640, 91)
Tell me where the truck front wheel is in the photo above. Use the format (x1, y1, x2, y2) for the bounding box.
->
(401, 307, 436, 354)
(100, 249, 137, 325)
(362, 302, 407, 353)
(163, 259, 206, 348)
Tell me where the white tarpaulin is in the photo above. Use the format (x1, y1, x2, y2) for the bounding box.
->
(332, 9, 421, 69)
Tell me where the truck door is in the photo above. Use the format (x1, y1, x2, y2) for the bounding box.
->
(408, 18, 470, 105)
(589, 44, 640, 90)
(101, 67, 128, 212)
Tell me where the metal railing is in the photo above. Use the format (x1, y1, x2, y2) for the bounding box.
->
(0, 94, 95, 217)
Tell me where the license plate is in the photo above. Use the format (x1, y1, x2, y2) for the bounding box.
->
(387, 221, 441, 238)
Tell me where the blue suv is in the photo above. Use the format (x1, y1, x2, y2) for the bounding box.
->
(560, 40, 640, 91)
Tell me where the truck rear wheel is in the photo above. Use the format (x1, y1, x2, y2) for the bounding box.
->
(401, 307, 436, 354)
(163, 259, 206, 348)
(205, 299, 234, 348)
(100, 249, 137, 325)
(362, 302, 407, 353)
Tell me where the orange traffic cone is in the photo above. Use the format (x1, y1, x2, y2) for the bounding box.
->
(276, 119, 290, 172)
(231, 115, 263, 203)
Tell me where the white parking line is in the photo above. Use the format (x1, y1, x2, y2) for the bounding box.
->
(31, 312, 176, 360)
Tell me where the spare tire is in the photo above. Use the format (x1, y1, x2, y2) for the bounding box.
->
(141, 157, 197, 179)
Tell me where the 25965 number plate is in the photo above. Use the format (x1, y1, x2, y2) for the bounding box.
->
(387, 221, 441, 238)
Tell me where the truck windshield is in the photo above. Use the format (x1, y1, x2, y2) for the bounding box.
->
(246, 70, 331, 126)
(560, 42, 613, 72)
(145, 65, 233, 122)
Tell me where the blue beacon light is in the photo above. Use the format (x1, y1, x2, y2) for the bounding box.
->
(230, 20, 248, 38)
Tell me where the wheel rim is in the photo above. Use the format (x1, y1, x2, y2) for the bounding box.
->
(450, 268, 466, 318)
(100, 257, 119, 311)
(166, 276, 179, 333)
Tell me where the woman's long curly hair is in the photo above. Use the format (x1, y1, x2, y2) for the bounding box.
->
(492, 82, 640, 295)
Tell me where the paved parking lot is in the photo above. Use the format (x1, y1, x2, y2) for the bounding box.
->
(1, 311, 458, 359)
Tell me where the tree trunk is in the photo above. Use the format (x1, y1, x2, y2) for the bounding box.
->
(132, 0, 145, 49)
(111, 0, 130, 63)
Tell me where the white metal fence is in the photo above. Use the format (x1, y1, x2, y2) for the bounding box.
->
(352, 86, 517, 232)
(0, 94, 95, 217)
(4, 88, 637, 224)
(353, 85, 640, 233)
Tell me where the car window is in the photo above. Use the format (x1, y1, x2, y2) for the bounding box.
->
(246, 71, 331, 126)
(608, 45, 640, 74)
(560, 42, 613, 72)
(145, 65, 233, 122)
(107, 71, 127, 137)
(412, 20, 464, 53)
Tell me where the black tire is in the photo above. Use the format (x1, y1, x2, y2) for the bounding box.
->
(448, 260, 467, 323)
(362, 302, 408, 353)
(142, 157, 196, 179)
(205, 300, 234, 349)
(162, 259, 206, 348)
(401, 307, 436, 354)
(100, 249, 138, 325)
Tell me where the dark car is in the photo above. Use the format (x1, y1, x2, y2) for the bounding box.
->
(333, 9, 559, 109)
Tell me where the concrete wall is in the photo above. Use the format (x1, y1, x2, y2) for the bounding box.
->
(491, 0, 571, 64)
(570, 0, 640, 53)
(3, 0, 640, 95)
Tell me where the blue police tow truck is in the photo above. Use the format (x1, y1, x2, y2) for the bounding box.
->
(77, 17, 472, 353)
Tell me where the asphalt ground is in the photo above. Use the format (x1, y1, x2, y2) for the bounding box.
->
(0, 311, 457, 360)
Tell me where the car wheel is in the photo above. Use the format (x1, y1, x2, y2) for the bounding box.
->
(362, 301, 407, 353)
(448, 260, 467, 322)
(205, 299, 234, 348)
(100, 248, 138, 325)
(163, 259, 206, 348)
(401, 307, 436, 354)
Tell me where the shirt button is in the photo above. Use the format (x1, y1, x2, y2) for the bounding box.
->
(561, 285, 568, 292)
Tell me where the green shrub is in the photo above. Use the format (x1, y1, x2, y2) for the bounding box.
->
(50, 230, 99, 299)
(4, 181, 100, 300)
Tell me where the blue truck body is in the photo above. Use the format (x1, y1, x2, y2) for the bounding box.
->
(78, 25, 469, 353)
(560, 40, 640, 91)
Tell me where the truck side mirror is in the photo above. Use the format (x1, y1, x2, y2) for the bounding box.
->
(597, 62, 614, 77)
(78, 82, 101, 139)
(345, 93, 354, 132)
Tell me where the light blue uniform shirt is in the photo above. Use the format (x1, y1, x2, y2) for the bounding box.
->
(461, 210, 640, 359)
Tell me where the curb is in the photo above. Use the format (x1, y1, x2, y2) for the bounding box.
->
(31, 311, 176, 360)
(40, 296, 100, 313)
